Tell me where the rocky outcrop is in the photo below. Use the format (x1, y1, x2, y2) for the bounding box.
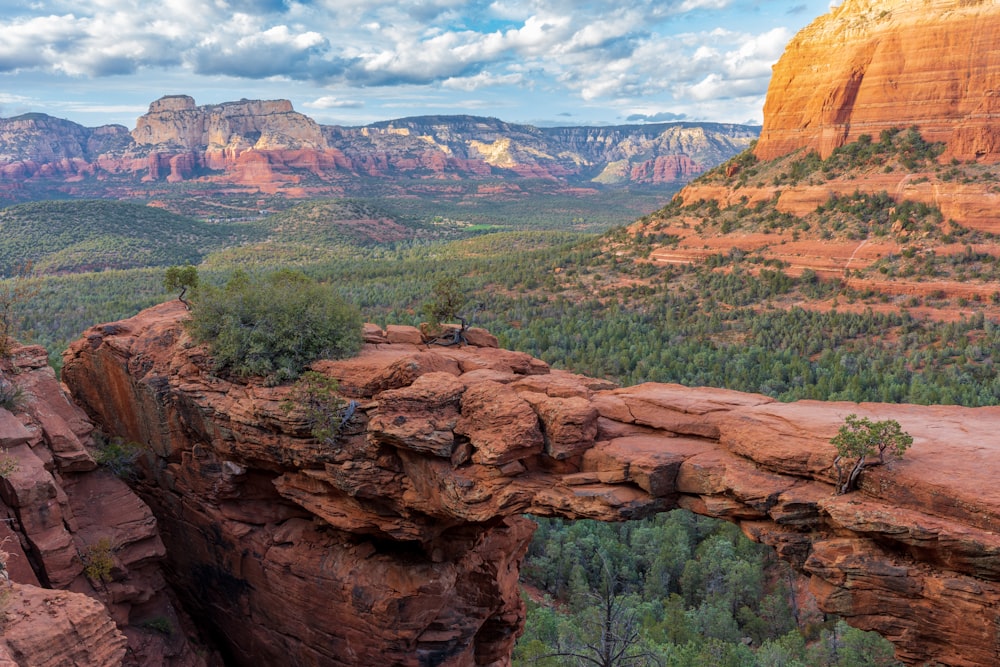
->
(132, 95, 327, 151)
(0, 99, 757, 189)
(0, 114, 132, 181)
(0, 343, 204, 666)
(62, 302, 1000, 666)
(756, 0, 1000, 162)
(0, 583, 128, 667)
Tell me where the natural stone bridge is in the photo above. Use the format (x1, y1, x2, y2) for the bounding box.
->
(63, 302, 1000, 667)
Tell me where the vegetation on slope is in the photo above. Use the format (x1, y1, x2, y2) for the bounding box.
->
(0, 200, 258, 274)
(8, 161, 1000, 663)
(250, 199, 425, 247)
(700, 127, 946, 190)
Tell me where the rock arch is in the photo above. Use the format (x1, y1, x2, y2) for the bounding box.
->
(63, 302, 1000, 666)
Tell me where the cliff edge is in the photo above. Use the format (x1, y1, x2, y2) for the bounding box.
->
(756, 0, 1000, 162)
(0, 342, 205, 666)
(61, 302, 1000, 666)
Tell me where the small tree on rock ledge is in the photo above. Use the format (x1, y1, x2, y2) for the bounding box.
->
(831, 414, 912, 495)
(164, 264, 199, 310)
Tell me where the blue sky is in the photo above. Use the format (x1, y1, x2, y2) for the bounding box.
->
(0, 0, 836, 129)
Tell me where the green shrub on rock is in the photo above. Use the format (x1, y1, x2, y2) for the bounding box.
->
(186, 269, 363, 385)
(831, 414, 912, 494)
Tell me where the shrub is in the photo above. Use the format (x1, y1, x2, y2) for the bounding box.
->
(140, 616, 173, 635)
(82, 538, 115, 584)
(0, 261, 39, 358)
(0, 377, 22, 412)
(280, 371, 351, 445)
(164, 264, 199, 309)
(0, 450, 18, 479)
(186, 269, 363, 385)
(830, 414, 912, 494)
(0, 536, 12, 608)
(422, 276, 467, 328)
(92, 432, 142, 480)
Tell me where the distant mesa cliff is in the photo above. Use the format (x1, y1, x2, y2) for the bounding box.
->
(0, 95, 757, 189)
(756, 0, 1000, 162)
(60, 302, 1000, 667)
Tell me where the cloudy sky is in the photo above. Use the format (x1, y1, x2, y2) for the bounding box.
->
(0, 0, 836, 129)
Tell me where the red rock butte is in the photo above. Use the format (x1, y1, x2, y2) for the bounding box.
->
(756, 0, 1000, 162)
(60, 302, 1000, 667)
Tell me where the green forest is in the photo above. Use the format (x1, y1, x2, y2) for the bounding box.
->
(3, 137, 997, 664)
(515, 515, 898, 667)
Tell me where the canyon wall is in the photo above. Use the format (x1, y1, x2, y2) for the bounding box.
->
(0, 342, 205, 666)
(62, 302, 1000, 666)
(0, 99, 757, 188)
(756, 0, 1000, 162)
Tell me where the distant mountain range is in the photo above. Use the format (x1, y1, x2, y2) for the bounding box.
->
(0, 95, 758, 197)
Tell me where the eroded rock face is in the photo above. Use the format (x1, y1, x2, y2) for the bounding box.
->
(60, 302, 1000, 666)
(0, 99, 757, 188)
(0, 583, 128, 667)
(756, 0, 1000, 162)
(0, 343, 204, 666)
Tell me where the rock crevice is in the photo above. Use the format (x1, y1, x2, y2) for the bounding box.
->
(0, 342, 205, 666)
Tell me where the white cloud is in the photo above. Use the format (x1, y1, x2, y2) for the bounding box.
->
(0, 0, 832, 125)
(678, 0, 731, 10)
(442, 71, 525, 91)
(303, 95, 364, 109)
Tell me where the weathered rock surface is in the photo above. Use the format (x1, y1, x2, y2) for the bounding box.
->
(62, 302, 1000, 666)
(0, 343, 205, 666)
(756, 0, 1000, 162)
(0, 582, 128, 667)
(0, 98, 757, 189)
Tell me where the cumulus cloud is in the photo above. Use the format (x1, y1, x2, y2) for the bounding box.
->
(303, 95, 364, 109)
(193, 21, 331, 79)
(626, 111, 689, 122)
(442, 71, 525, 91)
(0, 0, 827, 124)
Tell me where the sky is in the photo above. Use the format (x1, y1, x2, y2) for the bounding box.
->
(0, 0, 837, 130)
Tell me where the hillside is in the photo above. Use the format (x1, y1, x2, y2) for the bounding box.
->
(621, 0, 1000, 324)
(0, 200, 259, 274)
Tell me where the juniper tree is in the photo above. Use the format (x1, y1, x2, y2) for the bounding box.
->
(831, 414, 912, 494)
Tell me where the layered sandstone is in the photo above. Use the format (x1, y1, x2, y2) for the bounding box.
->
(0, 583, 127, 667)
(0, 99, 756, 189)
(63, 302, 1000, 666)
(0, 343, 204, 666)
(756, 0, 1000, 162)
(132, 95, 328, 151)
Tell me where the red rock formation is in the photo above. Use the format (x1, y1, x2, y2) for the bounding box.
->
(756, 0, 1000, 162)
(628, 155, 702, 184)
(0, 98, 755, 192)
(61, 302, 1000, 666)
(0, 342, 205, 666)
(0, 583, 128, 666)
(132, 96, 327, 152)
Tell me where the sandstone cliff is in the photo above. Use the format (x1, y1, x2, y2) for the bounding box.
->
(0, 98, 757, 190)
(62, 302, 1000, 666)
(649, 0, 1000, 302)
(756, 0, 1000, 162)
(0, 583, 128, 667)
(0, 114, 132, 181)
(0, 342, 205, 666)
